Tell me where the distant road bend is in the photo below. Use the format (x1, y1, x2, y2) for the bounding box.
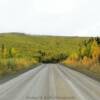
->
(0, 64, 100, 100)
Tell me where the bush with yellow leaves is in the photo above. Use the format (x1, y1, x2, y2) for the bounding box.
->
(82, 56, 92, 65)
(15, 58, 37, 70)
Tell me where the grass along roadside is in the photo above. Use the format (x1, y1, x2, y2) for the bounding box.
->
(0, 64, 39, 84)
(62, 63, 100, 82)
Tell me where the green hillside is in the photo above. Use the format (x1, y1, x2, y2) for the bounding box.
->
(0, 33, 88, 59)
(0, 33, 90, 76)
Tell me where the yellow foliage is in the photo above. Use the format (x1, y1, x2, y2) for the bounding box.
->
(92, 46, 100, 62)
(69, 52, 79, 61)
(63, 58, 77, 64)
(2, 48, 7, 59)
(81, 47, 86, 56)
(82, 56, 92, 65)
(90, 39, 100, 62)
(15, 58, 37, 70)
(11, 48, 17, 56)
(62, 52, 79, 64)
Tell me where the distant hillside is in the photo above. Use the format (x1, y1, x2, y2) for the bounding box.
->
(0, 33, 89, 58)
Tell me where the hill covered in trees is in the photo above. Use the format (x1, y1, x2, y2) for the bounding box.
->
(0, 33, 100, 79)
(0, 33, 88, 62)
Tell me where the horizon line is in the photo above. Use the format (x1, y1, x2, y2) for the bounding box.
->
(0, 32, 100, 37)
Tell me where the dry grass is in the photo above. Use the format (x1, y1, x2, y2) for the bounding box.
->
(63, 62, 100, 81)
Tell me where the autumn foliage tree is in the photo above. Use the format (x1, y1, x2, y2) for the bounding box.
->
(1, 44, 7, 59)
(79, 38, 100, 64)
(65, 37, 100, 65)
(91, 39, 100, 63)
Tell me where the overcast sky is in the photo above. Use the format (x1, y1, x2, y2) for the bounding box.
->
(0, 0, 100, 36)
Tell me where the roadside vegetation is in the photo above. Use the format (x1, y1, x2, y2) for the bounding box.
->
(63, 37, 100, 81)
(0, 33, 100, 81)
